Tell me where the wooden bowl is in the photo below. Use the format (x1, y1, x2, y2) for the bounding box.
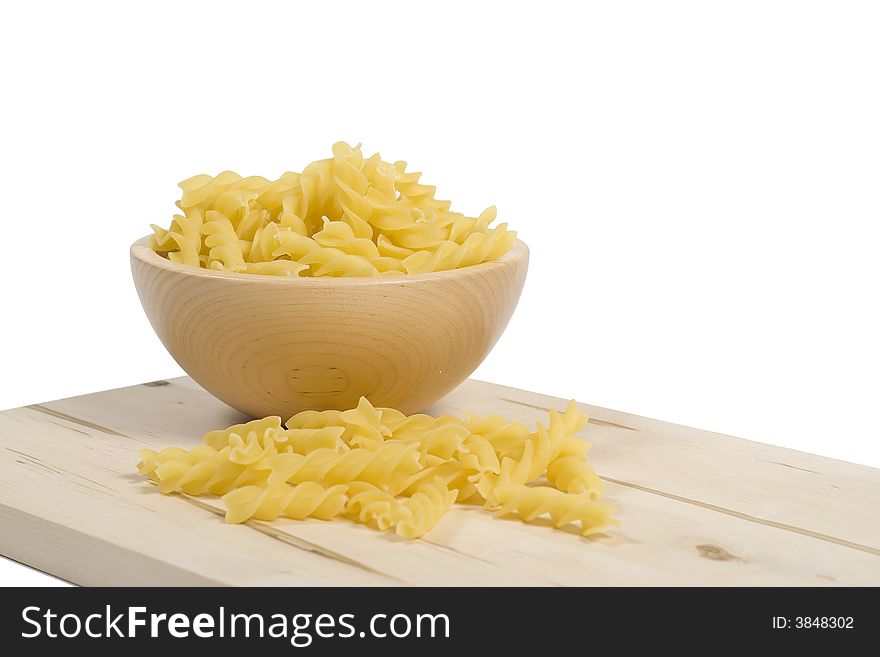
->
(130, 236, 529, 418)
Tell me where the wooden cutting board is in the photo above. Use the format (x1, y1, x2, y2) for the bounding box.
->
(1, 377, 878, 586)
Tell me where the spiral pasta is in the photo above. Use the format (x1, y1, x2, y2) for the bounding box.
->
(138, 445, 268, 495)
(223, 482, 348, 524)
(344, 477, 457, 538)
(262, 443, 422, 492)
(395, 477, 459, 539)
(137, 397, 616, 539)
(493, 484, 615, 537)
(149, 143, 516, 277)
(546, 456, 605, 499)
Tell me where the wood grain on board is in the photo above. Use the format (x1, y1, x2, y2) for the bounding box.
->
(1, 377, 878, 586)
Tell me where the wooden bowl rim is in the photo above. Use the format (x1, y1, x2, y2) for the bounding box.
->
(131, 235, 529, 286)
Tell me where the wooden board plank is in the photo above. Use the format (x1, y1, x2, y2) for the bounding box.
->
(1, 377, 878, 586)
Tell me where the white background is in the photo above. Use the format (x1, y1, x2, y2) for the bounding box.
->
(1, 1, 878, 586)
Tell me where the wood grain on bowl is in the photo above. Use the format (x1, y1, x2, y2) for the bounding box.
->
(130, 237, 529, 417)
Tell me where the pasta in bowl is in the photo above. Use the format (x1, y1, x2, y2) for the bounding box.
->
(147, 142, 517, 277)
(130, 143, 528, 417)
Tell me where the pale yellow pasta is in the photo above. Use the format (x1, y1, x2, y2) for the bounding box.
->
(344, 477, 457, 538)
(546, 456, 605, 499)
(141, 447, 268, 495)
(150, 142, 516, 277)
(261, 443, 422, 492)
(475, 413, 569, 504)
(282, 427, 347, 455)
(435, 467, 481, 504)
(464, 413, 532, 454)
(398, 424, 471, 461)
(394, 477, 458, 539)
(337, 396, 393, 448)
(284, 409, 344, 430)
(137, 445, 195, 476)
(241, 260, 309, 277)
(202, 416, 285, 451)
(287, 399, 390, 451)
(345, 482, 399, 531)
(222, 482, 348, 524)
(457, 434, 501, 478)
(202, 214, 248, 272)
(137, 397, 616, 539)
(493, 484, 615, 537)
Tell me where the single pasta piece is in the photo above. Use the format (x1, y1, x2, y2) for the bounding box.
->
(222, 482, 348, 523)
(142, 447, 268, 496)
(345, 482, 399, 531)
(546, 455, 605, 499)
(394, 477, 458, 539)
(493, 484, 616, 536)
(399, 423, 471, 461)
(136, 396, 616, 540)
(345, 477, 457, 538)
(202, 416, 284, 451)
(282, 427, 348, 455)
(464, 413, 531, 454)
(458, 434, 501, 478)
(337, 396, 393, 448)
(285, 408, 344, 430)
(138, 444, 206, 477)
(262, 443, 422, 492)
(149, 142, 516, 278)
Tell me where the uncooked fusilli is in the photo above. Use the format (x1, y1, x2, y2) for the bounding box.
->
(137, 398, 616, 539)
(149, 143, 517, 277)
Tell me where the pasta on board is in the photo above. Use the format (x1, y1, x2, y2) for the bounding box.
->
(137, 398, 616, 540)
(223, 482, 348, 524)
(150, 143, 517, 278)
